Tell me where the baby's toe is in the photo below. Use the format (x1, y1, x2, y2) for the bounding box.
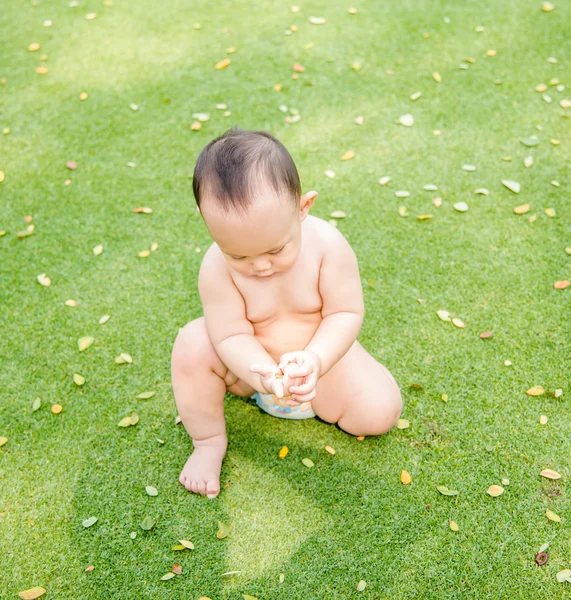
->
(197, 480, 207, 495)
(206, 479, 220, 499)
(179, 473, 187, 487)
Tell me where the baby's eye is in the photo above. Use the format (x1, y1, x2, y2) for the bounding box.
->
(270, 245, 286, 255)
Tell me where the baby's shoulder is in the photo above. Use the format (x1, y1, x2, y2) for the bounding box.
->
(306, 214, 352, 249)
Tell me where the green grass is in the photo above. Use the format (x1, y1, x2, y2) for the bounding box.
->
(1, 0, 570, 598)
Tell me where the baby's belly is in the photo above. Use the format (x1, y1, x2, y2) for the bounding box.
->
(253, 313, 322, 363)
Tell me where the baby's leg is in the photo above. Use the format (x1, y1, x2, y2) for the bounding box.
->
(171, 317, 237, 498)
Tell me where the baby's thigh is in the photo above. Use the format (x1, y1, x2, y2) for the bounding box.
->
(172, 317, 256, 398)
(312, 341, 401, 424)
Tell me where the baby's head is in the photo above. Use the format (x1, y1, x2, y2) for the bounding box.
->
(192, 126, 317, 278)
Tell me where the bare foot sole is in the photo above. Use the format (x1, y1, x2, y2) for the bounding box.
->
(179, 443, 227, 498)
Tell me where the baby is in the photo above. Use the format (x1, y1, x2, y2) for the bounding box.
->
(171, 126, 403, 498)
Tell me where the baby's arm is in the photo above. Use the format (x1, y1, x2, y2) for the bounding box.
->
(304, 228, 365, 376)
(198, 250, 277, 395)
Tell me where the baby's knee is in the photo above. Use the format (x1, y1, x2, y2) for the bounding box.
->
(171, 318, 214, 374)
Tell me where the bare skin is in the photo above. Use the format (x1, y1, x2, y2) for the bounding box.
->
(172, 182, 403, 498)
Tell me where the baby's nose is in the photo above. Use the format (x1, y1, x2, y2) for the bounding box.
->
(253, 259, 272, 272)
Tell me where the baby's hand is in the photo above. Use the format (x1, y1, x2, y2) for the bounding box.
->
(278, 350, 322, 404)
(249, 363, 286, 398)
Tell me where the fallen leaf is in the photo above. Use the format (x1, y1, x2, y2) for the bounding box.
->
(554, 280, 570, 289)
(18, 587, 46, 599)
(395, 190, 410, 198)
(140, 515, 155, 530)
(398, 113, 414, 127)
(79, 92, 88, 100)
(480, 331, 493, 339)
(51, 404, 63, 414)
(540, 469, 561, 480)
(93, 244, 103, 256)
(357, 580, 366, 591)
(324, 445, 335, 455)
(73, 373, 85, 386)
(179, 539, 194, 549)
(118, 412, 138, 427)
(66, 161, 77, 170)
(78, 336, 94, 352)
(437, 310, 451, 321)
(437, 485, 459, 496)
(309, 16, 326, 24)
(133, 207, 152, 214)
(541, 2, 555, 11)
(514, 203, 530, 215)
(545, 208, 556, 217)
(160, 572, 175, 580)
(400, 470, 412, 484)
(37, 273, 51, 287)
(356, 435, 365, 441)
(65, 299, 77, 307)
(396, 418, 409, 429)
(433, 197, 442, 207)
(398, 206, 408, 217)
(330, 210, 346, 218)
(410, 91, 422, 100)
(449, 520, 459, 531)
(546, 509, 561, 522)
(487, 485, 504, 497)
(99, 314, 110, 325)
(302, 458, 315, 467)
(524, 156, 534, 168)
(32, 398, 41, 411)
(452, 318, 465, 328)
(379, 176, 391, 185)
(520, 137, 540, 147)
(145, 486, 158, 496)
(540, 415, 548, 425)
(82, 516, 98, 527)
(462, 164, 476, 171)
(324, 170, 335, 179)
(341, 150, 355, 160)
(502, 180, 521, 193)
(453, 202, 469, 212)
(279, 445, 289, 458)
(216, 520, 230, 538)
(137, 391, 156, 399)
(423, 184, 438, 191)
(28, 42, 40, 52)
(556, 569, 571, 583)
(433, 71, 441, 82)
(527, 386, 545, 396)
(115, 352, 133, 364)
(416, 214, 432, 220)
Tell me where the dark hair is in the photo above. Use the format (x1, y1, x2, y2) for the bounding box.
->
(192, 125, 301, 217)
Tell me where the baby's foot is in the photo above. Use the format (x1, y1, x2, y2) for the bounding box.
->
(179, 437, 227, 498)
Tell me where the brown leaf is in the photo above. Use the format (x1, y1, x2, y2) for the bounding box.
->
(554, 280, 570, 290)
(18, 587, 46, 599)
(540, 469, 561, 480)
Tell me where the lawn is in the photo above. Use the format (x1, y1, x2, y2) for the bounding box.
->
(1, 0, 570, 598)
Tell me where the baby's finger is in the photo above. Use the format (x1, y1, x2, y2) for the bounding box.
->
(289, 380, 315, 395)
(273, 378, 284, 399)
(291, 389, 316, 403)
(286, 364, 312, 378)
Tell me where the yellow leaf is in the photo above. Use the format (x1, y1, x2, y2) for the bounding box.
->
(99, 314, 110, 324)
(544, 208, 556, 217)
(449, 520, 459, 531)
(341, 150, 355, 161)
(0, 436, 8, 447)
(541, 1, 555, 11)
(437, 310, 451, 321)
(433, 71, 441, 82)
(51, 404, 62, 414)
(487, 485, 504, 497)
(325, 445, 335, 455)
(73, 373, 85, 386)
(398, 206, 408, 217)
(330, 210, 346, 218)
(179, 539, 195, 549)
(546, 509, 561, 522)
(28, 42, 40, 52)
(160, 572, 175, 580)
(18, 587, 46, 599)
(396, 418, 409, 429)
(416, 214, 432, 220)
(216, 58, 231, 70)
(526, 386, 545, 396)
(65, 299, 77, 307)
(400, 469, 412, 484)
(0, 171, 4, 182)
(452, 318, 465, 328)
(302, 457, 315, 467)
(540, 415, 548, 425)
(79, 92, 88, 100)
(93, 244, 103, 256)
(514, 203, 530, 215)
(486, 49, 497, 56)
(357, 580, 366, 591)
(138, 250, 150, 258)
(78, 336, 94, 352)
(216, 520, 230, 539)
(37, 273, 51, 287)
(540, 469, 561, 480)
(36, 67, 48, 74)
(278, 445, 289, 458)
